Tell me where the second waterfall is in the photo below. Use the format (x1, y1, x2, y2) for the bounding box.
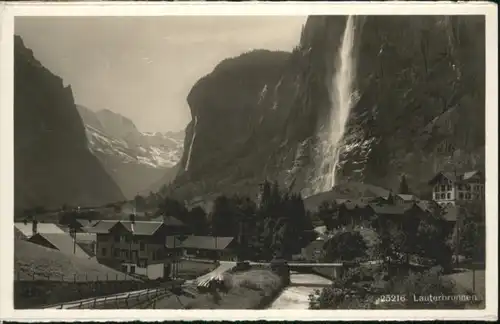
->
(312, 16, 362, 194)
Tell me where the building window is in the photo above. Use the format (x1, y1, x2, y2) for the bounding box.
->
(435, 185, 440, 192)
(113, 249, 119, 257)
(458, 184, 463, 190)
(465, 193, 471, 200)
(459, 193, 464, 199)
(441, 193, 446, 199)
(130, 265, 136, 274)
(125, 235, 131, 243)
(121, 265, 127, 273)
(440, 185, 446, 191)
(474, 194, 480, 200)
(114, 235, 120, 243)
(434, 193, 439, 200)
(101, 248, 107, 256)
(466, 184, 471, 191)
(140, 242, 145, 251)
(447, 185, 452, 191)
(447, 193, 451, 199)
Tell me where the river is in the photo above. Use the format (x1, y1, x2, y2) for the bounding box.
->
(269, 272, 332, 309)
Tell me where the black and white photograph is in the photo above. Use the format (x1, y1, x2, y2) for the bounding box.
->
(0, 1, 497, 321)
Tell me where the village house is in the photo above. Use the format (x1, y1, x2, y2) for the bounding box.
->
(368, 203, 429, 232)
(428, 170, 485, 207)
(180, 236, 238, 261)
(84, 219, 185, 279)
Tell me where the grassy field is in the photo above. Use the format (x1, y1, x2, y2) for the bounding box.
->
(153, 269, 284, 309)
(176, 260, 218, 280)
(15, 238, 135, 282)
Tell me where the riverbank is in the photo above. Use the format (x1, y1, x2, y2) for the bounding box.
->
(153, 268, 285, 309)
(269, 272, 332, 309)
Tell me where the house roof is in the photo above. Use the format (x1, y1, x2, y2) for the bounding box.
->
(14, 222, 65, 238)
(157, 215, 185, 227)
(429, 170, 484, 185)
(75, 219, 99, 228)
(369, 204, 411, 216)
(165, 236, 184, 249)
(180, 236, 235, 251)
(84, 220, 119, 234)
(397, 194, 418, 201)
(74, 232, 97, 243)
(114, 221, 164, 236)
(29, 233, 91, 259)
(462, 170, 483, 181)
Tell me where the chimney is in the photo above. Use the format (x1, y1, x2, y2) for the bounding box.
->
(129, 213, 135, 233)
(32, 219, 38, 236)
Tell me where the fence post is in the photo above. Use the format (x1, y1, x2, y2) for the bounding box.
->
(472, 268, 476, 293)
(93, 298, 97, 308)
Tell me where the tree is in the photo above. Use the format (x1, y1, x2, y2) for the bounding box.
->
(158, 197, 188, 221)
(416, 206, 453, 270)
(399, 175, 410, 194)
(454, 204, 485, 262)
(317, 200, 339, 231)
(188, 206, 209, 235)
(134, 195, 147, 212)
(323, 231, 368, 262)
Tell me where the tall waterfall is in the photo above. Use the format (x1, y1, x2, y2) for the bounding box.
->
(184, 116, 198, 172)
(313, 16, 360, 194)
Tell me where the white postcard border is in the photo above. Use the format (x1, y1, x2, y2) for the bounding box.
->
(0, 1, 497, 321)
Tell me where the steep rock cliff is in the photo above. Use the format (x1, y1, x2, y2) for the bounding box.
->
(168, 16, 485, 201)
(14, 36, 125, 210)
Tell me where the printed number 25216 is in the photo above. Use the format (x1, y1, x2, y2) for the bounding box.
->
(379, 295, 407, 303)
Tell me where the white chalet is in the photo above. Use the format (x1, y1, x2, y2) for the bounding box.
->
(428, 170, 485, 207)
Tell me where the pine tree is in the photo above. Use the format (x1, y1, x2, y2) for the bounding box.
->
(399, 175, 410, 194)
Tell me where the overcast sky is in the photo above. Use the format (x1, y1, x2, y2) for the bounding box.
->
(15, 16, 306, 132)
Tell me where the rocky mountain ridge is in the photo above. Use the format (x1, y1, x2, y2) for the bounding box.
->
(167, 15, 485, 203)
(76, 105, 184, 198)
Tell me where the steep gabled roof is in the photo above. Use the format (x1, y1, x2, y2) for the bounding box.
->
(428, 171, 457, 185)
(114, 221, 164, 236)
(84, 220, 119, 234)
(397, 194, 418, 201)
(181, 236, 235, 251)
(429, 170, 484, 185)
(462, 170, 484, 182)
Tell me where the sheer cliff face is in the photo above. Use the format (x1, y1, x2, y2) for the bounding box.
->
(14, 36, 125, 210)
(170, 16, 485, 201)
